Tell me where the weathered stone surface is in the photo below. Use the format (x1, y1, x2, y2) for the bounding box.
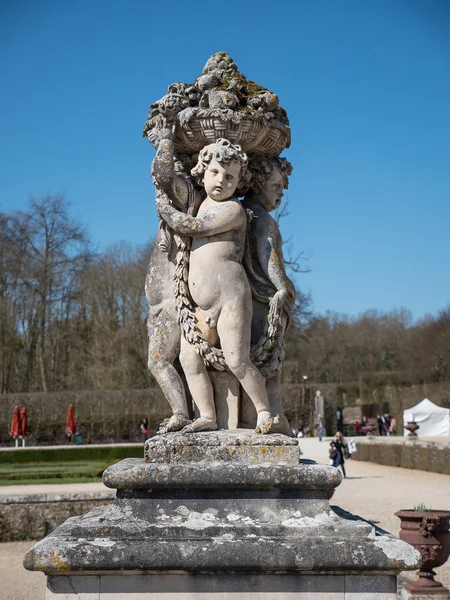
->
(103, 459, 340, 491)
(144, 430, 299, 464)
(24, 498, 418, 574)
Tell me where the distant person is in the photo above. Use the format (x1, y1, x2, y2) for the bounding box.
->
(389, 416, 397, 436)
(316, 415, 324, 442)
(140, 417, 149, 442)
(336, 407, 344, 433)
(361, 415, 368, 436)
(297, 425, 304, 438)
(383, 413, 391, 436)
(377, 414, 383, 436)
(354, 420, 361, 435)
(329, 431, 347, 478)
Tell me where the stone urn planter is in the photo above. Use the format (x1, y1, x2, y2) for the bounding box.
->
(395, 509, 450, 594)
(405, 421, 419, 436)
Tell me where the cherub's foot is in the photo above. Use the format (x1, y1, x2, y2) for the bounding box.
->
(181, 417, 217, 433)
(270, 414, 294, 437)
(157, 413, 191, 434)
(255, 410, 273, 434)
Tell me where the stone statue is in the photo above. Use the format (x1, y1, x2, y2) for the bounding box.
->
(144, 52, 295, 436)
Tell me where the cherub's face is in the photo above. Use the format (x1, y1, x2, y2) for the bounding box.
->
(258, 168, 285, 212)
(204, 158, 241, 201)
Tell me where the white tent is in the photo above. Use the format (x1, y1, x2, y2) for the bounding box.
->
(403, 398, 450, 436)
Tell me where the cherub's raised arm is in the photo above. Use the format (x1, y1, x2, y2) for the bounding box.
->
(152, 125, 189, 211)
(158, 197, 244, 237)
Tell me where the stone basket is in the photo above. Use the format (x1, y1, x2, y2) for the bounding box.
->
(147, 115, 291, 156)
(174, 117, 290, 156)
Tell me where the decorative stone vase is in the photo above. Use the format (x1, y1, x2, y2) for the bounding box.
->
(395, 509, 450, 594)
(405, 421, 419, 437)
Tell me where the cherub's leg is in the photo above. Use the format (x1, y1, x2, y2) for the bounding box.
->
(266, 371, 293, 437)
(217, 301, 273, 434)
(147, 305, 190, 433)
(179, 335, 217, 433)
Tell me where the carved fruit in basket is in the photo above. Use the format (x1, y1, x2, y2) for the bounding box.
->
(195, 74, 219, 91)
(158, 94, 188, 119)
(186, 86, 202, 107)
(247, 92, 279, 112)
(208, 90, 239, 109)
(202, 52, 237, 79)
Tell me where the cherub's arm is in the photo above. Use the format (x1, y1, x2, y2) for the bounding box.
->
(258, 223, 293, 308)
(152, 123, 189, 211)
(157, 196, 243, 237)
(259, 227, 289, 289)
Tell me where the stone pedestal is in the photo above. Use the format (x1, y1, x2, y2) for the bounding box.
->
(24, 431, 420, 599)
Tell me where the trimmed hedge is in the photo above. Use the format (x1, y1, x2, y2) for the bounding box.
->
(0, 444, 144, 465)
(352, 439, 450, 475)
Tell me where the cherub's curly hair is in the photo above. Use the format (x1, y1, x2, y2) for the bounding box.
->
(245, 156, 293, 194)
(191, 139, 250, 188)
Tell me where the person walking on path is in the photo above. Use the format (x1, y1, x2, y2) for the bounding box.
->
(377, 414, 383, 436)
(140, 417, 149, 442)
(316, 415, 324, 442)
(330, 431, 347, 478)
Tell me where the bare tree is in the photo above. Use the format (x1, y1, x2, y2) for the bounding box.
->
(7, 196, 90, 392)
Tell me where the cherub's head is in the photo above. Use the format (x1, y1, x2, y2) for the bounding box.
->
(191, 139, 248, 202)
(246, 157, 293, 212)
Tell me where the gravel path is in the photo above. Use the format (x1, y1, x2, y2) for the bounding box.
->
(1, 437, 449, 599)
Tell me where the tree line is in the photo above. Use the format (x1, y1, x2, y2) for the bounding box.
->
(0, 196, 151, 393)
(1, 195, 449, 394)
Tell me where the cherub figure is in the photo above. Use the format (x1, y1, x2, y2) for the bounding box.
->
(155, 137, 273, 434)
(242, 156, 296, 436)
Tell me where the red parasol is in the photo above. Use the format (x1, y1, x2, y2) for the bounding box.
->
(20, 407, 27, 438)
(65, 403, 77, 439)
(10, 406, 21, 439)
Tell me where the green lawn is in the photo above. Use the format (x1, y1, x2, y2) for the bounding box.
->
(0, 460, 109, 486)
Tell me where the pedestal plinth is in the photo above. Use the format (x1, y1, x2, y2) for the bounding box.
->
(24, 431, 420, 599)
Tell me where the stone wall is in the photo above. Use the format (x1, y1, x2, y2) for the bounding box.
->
(351, 438, 450, 475)
(0, 491, 115, 542)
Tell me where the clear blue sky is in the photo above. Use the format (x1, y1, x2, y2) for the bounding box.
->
(1, 0, 449, 319)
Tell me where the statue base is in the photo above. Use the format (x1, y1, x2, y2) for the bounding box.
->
(24, 431, 419, 599)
